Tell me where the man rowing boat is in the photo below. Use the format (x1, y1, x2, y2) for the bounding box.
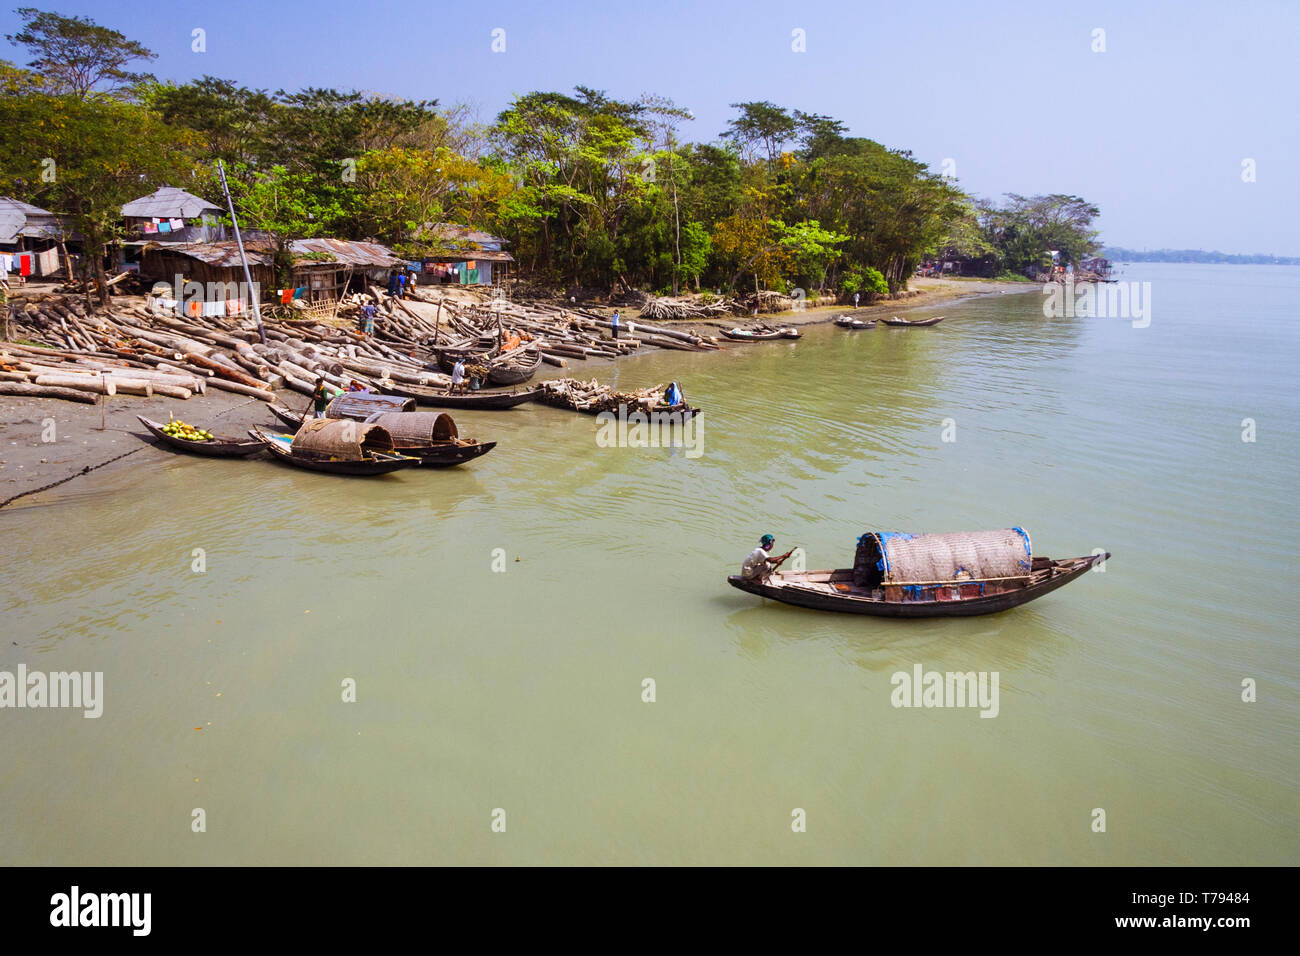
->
(741, 534, 795, 581)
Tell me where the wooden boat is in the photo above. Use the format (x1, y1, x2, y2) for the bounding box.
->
(834, 315, 875, 330)
(363, 411, 497, 468)
(728, 528, 1106, 618)
(721, 326, 801, 341)
(269, 404, 307, 429)
(324, 392, 415, 421)
(435, 340, 499, 373)
(486, 344, 544, 386)
(248, 422, 419, 476)
(383, 382, 543, 409)
(881, 315, 944, 327)
(137, 415, 265, 458)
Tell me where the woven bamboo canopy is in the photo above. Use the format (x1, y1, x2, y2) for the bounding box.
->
(854, 528, 1033, 586)
(364, 411, 458, 444)
(290, 418, 394, 460)
(325, 393, 414, 420)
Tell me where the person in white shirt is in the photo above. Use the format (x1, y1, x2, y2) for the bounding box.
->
(449, 357, 466, 394)
(741, 534, 794, 580)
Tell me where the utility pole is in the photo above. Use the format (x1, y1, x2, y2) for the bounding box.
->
(216, 160, 267, 345)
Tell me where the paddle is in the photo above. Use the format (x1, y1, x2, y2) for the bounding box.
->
(769, 548, 798, 572)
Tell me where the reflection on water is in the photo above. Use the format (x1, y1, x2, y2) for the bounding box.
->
(2, 265, 1297, 864)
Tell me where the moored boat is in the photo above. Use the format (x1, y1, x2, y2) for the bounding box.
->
(834, 315, 875, 329)
(881, 315, 944, 327)
(727, 528, 1106, 617)
(486, 344, 544, 386)
(137, 415, 265, 457)
(363, 411, 497, 467)
(382, 382, 543, 409)
(248, 421, 419, 476)
(722, 326, 801, 341)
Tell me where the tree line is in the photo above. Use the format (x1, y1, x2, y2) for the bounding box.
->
(1, 8, 1103, 298)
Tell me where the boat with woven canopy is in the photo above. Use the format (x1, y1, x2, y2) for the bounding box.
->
(249, 419, 418, 475)
(728, 527, 1106, 617)
(362, 411, 496, 467)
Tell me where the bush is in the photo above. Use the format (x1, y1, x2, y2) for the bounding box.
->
(842, 265, 888, 297)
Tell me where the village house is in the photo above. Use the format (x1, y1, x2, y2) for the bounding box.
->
(0, 197, 68, 278)
(120, 186, 226, 243)
(412, 222, 514, 287)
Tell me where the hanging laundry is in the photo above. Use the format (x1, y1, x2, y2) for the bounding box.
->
(293, 287, 306, 299)
(1, 253, 12, 273)
(465, 260, 477, 270)
(36, 248, 59, 275)
(169, 218, 184, 230)
(158, 221, 172, 233)
(142, 221, 158, 234)
(19, 253, 33, 276)
(280, 288, 294, 304)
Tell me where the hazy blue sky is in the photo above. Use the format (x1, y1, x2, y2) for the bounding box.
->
(5, 0, 1296, 254)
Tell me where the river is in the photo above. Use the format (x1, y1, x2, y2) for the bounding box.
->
(2, 263, 1296, 864)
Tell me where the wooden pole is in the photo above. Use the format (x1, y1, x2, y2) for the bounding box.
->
(216, 159, 267, 345)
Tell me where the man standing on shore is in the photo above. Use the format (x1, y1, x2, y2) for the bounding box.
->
(449, 357, 466, 394)
(854, 292, 860, 309)
(611, 310, 621, 340)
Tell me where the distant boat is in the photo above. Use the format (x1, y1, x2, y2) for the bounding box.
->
(834, 315, 875, 330)
(728, 528, 1106, 617)
(382, 382, 543, 409)
(881, 315, 944, 327)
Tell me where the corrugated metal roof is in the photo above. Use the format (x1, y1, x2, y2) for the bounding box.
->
(122, 186, 221, 219)
(289, 238, 403, 267)
(141, 240, 275, 268)
(419, 222, 507, 246)
(422, 250, 514, 262)
(0, 197, 63, 243)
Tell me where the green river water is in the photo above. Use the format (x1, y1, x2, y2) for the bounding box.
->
(2, 263, 1296, 865)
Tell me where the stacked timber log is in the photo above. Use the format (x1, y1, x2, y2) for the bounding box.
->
(1, 287, 722, 406)
(639, 296, 740, 321)
(536, 377, 669, 415)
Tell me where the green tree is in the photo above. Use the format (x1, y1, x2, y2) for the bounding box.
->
(5, 7, 155, 99)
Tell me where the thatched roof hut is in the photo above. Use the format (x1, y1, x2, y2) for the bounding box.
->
(290, 418, 394, 460)
(853, 529, 1033, 588)
(364, 411, 458, 445)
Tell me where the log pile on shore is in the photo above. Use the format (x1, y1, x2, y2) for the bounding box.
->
(638, 290, 795, 320)
(0, 287, 722, 406)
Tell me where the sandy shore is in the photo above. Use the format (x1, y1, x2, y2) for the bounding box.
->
(0, 277, 1034, 508)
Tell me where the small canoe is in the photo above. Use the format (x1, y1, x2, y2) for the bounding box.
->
(722, 326, 801, 341)
(383, 382, 543, 409)
(248, 427, 420, 476)
(137, 416, 265, 457)
(881, 315, 944, 327)
(834, 316, 875, 329)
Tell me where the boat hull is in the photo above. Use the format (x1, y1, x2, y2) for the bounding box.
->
(399, 440, 497, 467)
(726, 554, 1105, 618)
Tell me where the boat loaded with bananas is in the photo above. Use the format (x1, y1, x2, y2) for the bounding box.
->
(249, 420, 419, 476)
(362, 411, 496, 467)
(137, 415, 265, 458)
(728, 528, 1107, 617)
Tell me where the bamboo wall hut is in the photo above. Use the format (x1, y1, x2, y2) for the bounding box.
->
(1, 198, 67, 276)
(288, 239, 404, 302)
(121, 187, 226, 243)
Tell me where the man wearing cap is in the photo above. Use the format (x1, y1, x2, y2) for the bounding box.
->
(741, 534, 794, 581)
